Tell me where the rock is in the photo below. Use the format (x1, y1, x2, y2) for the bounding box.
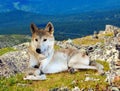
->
(113, 29, 119, 37)
(72, 87, 80, 91)
(13, 42, 29, 50)
(105, 25, 119, 32)
(85, 77, 100, 81)
(17, 83, 28, 87)
(24, 74, 46, 80)
(0, 59, 2, 63)
(49, 87, 70, 91)
(0, 43, 29, 77)
(66, 39, 73, 44)
(111, 87, 119, 91)
(113, 76, 120, 82)
(92, 31, 99, 39)
(49, 88, 59, 91)
(86, 46, 94, 54)
(117, 32, 120, 37)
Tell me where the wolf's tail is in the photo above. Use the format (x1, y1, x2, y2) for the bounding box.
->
(90, 61, 104, 75)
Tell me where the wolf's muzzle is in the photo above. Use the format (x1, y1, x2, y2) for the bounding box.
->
(36, 48, 41, 54)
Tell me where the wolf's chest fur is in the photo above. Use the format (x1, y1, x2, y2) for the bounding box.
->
(39, 48, 89, 73)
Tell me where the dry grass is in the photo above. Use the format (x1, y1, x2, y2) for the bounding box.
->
(73, 36, 104, 46)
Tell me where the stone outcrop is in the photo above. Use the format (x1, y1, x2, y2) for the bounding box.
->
(0, 43, 29, 77)
(105, 25, 120, 32)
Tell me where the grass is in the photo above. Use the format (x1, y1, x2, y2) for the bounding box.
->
(73, 36, 104, 46)
(98, 31, 114, 38)
(0, 47, 16, 56)
(73, 31, 114, 46)
(0, 60, 109, 91)
(54, 45, 61, 50)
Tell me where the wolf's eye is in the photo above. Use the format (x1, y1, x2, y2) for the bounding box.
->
(43, 39, 47, 42)
(35, 39, 38, 42)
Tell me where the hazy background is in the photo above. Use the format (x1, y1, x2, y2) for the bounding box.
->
(0, 0, 120, 40)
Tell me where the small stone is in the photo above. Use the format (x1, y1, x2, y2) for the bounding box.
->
(115, 61, 120, 66)
(113, 76, 120, 82)
(49, 87, 59, 91)
(71, 80, 76, 85)
(85, 77, 100, 81)
(87, 47, 94, 53)
(17, 83, 27, 87)
(111, 87, 119, 91)
(72, 86, 80, 91)
(85, 77, 92, 81)
(0, 59, 2, 63)
(24, 74, 46, 80)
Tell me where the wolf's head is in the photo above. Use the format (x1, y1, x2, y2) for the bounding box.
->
(30, 22, 54, 57)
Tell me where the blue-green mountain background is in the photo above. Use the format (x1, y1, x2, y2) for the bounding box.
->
(0, 0, 120, 40)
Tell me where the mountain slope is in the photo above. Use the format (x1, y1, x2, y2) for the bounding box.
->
(0, 10, 120, 40)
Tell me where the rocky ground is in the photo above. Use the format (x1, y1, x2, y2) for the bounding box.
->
(0, 25, 120, 90)
(0, 35, 30, 48)
(0, 43, 29, 77)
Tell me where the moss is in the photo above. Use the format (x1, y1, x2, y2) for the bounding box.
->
(0, 47, 16, 56)
(96, 60, 110, 71)
(54, 45, 61, 50)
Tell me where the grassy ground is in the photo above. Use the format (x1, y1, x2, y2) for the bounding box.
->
(0, 60, 109, 91)
(73, 36, 104, 46)
(0, 47, 16, 56)
(0, 33, 112, 91)
(73, 31, 114, 46)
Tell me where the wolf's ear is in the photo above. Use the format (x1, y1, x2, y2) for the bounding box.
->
(45, 22, 54, 35)
(30, 23, 38, 34)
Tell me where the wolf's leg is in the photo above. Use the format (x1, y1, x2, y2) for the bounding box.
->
(29, 55, 39, 68)
(68, 54, 97, 70)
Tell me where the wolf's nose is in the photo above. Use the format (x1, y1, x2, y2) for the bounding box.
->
(36, 48, 41, 54)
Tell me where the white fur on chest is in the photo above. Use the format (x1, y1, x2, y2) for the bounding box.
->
(42, 52, 68, 73)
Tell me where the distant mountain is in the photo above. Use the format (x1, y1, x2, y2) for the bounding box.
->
(1, 0, 120, 15)
(0, 10, 120, 40)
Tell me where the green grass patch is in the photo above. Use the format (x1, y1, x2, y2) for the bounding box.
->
(73, 36, 104, 46)
(54, 45, 61, 50)
(0, 47, 16, 56)
(96, 60, 110, 71)
(0, 61, 109, 91)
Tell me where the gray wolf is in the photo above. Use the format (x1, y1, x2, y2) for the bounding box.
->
(24, 22, 104, 80)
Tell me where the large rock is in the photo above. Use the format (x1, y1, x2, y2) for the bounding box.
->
(0, 43, 29, 77)
(105, 25, 120, 32)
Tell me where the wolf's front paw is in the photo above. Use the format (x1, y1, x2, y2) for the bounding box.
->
(38, 74, 46, 80)
(34, 69, 41, 76)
